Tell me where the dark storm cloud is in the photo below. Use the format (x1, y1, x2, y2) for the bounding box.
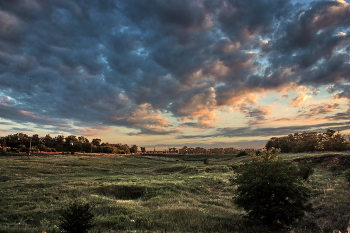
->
(0, 0, 349, 135)
(326, 82, 350, 102)
(266, 0, 350, 85)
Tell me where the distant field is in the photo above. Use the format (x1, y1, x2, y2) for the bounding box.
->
(0, 152, 349, 233)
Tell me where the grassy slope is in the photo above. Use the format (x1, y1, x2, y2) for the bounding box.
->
(0, 152, 349, 233)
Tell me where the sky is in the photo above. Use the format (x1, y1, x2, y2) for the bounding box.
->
(1, 0, 350, 150)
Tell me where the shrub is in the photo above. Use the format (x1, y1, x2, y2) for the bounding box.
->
(231, 150, 313, 230)
(58, 202, 94, 233)
(236, 151, 249, 157)
(203, 158, 209, 164)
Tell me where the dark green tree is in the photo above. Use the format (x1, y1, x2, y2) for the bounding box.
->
(59, 202, 94, 233)
(130, 145, 138, 153)
(91, 138, 101, 146)
(231, 149, 313, 229)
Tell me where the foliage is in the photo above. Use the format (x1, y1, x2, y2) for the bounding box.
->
(0, 133, 134, 154)
(130, 145, 138, 153)
(236, 151, 249, 157)
(37, 143, 46, 152)
(59, 202, 94, 233)
(266, 129, 348, 153)
(232, 149, 313, 229)
(250, 147, 280, 162)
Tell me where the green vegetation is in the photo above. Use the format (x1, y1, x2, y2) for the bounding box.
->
(59, 202, 94, 233)
(0, 152, 349, 232)
(236, 151, 249, 157)
(232, 148, 313, 230)
(0, 133, 134, 154)
(266, 129, 349, 153)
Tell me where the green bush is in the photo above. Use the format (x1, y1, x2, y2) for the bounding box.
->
(203, 158, 209, 164)
(236, 151, 249, 157)
(231, 152, 313, 230)
(58, 202, 94, 233)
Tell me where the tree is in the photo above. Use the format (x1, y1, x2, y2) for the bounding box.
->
(31, 134, 41, 146)
(58, 202, 94, 233)
(78, 136, 89, 144)
(92, 138, 101, 146)
(55, 135, 66, 146)
(42, 134, 55, 148)
(0, 137, 7, 147)
(130, 145, 138, 153)
(265, 130, 348, 153)
(140, 147, 146, 153)
(37, 143, 47, 152)
(231, 148, 313, 229)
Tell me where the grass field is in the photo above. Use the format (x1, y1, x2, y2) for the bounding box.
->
(0, 152, 349, 233)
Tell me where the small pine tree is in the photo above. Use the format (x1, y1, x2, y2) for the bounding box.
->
(59, 202, 94, 233)
(232, 148, 313, 229)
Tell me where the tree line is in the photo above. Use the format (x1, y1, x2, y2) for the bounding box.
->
(0, 133, 138, 154)
(265, 129, 349, 153)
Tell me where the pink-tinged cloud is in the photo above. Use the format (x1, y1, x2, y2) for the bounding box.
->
(299, 103, 341, 117)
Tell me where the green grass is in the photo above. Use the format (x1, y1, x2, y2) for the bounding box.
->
(0, 152, 349, 232)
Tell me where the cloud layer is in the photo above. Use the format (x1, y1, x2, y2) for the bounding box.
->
(0, 0, 350, 147)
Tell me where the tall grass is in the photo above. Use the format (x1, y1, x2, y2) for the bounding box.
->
(0, 153, 349, 232)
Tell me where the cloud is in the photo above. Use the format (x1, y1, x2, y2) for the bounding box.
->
(299, 103, 340, 117)
(120, 103, 174, 134)
(289, 86, 313, 107)
(0, 95, 69, 127)
(327, 83, 350, 100)
(177, 121, 350, 140)
(0, 0, 350, 139)
(0, 121, 13, 125)
(239, 105, 272, 125)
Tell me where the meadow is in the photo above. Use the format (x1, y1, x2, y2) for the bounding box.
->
(0, 152, 349, 233)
